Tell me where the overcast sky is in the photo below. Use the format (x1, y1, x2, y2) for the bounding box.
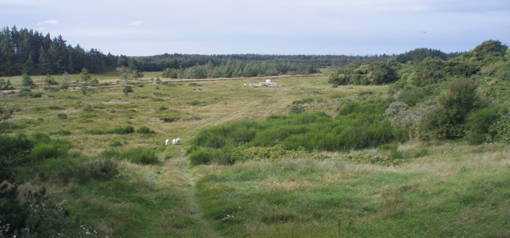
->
(1, 0, 509, 56)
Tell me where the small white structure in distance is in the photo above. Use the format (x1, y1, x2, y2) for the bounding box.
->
(249, 79, 280, 87)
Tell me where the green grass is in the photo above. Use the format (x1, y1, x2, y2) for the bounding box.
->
(194, 148, 510, 237)
(1, 71, 509, 237)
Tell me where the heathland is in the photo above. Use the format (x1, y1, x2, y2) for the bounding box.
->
(1, 37, 510, 237)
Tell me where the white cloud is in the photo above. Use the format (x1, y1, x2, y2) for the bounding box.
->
(127, 21, 142, 26)
(37, 20, 58, 25)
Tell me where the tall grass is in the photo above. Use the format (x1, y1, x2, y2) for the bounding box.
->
(189, 101, 403, 165)
(100, 147, 159, 165)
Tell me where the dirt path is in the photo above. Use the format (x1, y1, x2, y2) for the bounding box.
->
(158, 156, 222, 237)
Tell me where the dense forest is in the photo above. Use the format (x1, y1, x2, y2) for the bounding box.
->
(0, 26, 462, 78)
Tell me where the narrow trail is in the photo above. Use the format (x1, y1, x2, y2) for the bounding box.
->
(158, 155, 223, 238)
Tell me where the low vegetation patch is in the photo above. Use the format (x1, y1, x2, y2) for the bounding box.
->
(188, 101, 406, 165)
(86, 126, 135, 135)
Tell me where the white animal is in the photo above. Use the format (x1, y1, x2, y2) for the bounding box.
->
(172, 139, 176, 145)
(165, 139, 170, 146)
(176, 138, 181, 144)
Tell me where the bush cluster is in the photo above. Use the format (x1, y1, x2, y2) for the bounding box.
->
(292, 98, 314, 105)
(21, 133, 73, 164)
(86, 126, 135, 135)
(487, 110, 510, 143)
(136, 126, 155, 134)
(418, 78, 485, 140)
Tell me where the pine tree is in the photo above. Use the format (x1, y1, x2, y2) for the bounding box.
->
(80, 68, 91, 83)
(21, 73, 35, 87)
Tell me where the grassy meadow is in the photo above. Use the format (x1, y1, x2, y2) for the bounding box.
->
(1, 73, 509, 237)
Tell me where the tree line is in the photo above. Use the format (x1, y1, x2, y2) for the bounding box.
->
(0, 25, 419, 77)
(0, 26, 119, 76)
(0, 25, 468, 78)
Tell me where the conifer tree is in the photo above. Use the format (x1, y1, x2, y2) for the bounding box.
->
(80, 68, 91, 83)
(21, 73, 35, 87)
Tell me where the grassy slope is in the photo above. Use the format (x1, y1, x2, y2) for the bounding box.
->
(2, 73, 509, 237)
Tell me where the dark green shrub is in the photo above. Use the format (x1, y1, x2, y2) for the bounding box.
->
(57, 113, 67, 120)
(420, 78, 483, 139)
(188, 100, 200, 106)
(465, 109, 498, 145)
(466, 108, 498, 134)
(292, 98, 314, 105)
(189, 147, 215, 166)
(44, 75, 58, 85)
(110, 126, 134, 134)
(137, 126, 155, 134)
(0, 154, 15, 182)
(76, 158, 120, 184)
(0, 134, 34, 160)
(358, 91, 374, 96)
(0, 79, 14, 90)
(86, 126, 134, 135)
(30, 92, 43, 98)
(49, 130, 71, 136)
(487, 110, 510, 143)
(123, 85, 133, 95)
(121, 147, 159, 164)
(0, 185, 72, 237)
(161, 117, 178, 122)
(90, 79, 99, 86)
(290, 105, 305, 114)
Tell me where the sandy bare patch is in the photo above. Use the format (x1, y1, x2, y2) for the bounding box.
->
(104, 99, 131, 105)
